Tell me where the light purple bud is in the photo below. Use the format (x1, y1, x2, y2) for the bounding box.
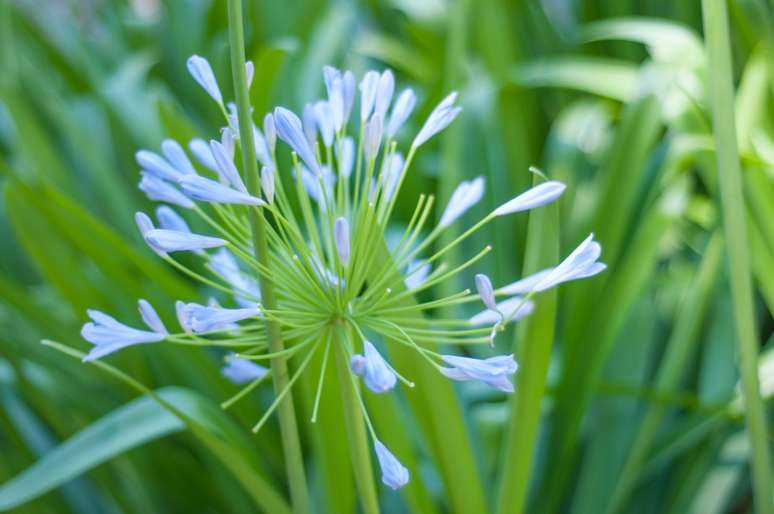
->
(350, 341, 396, 393)
(303, 103, 317, 149)
(138, 299, 168, 335)
(439, 176, 485, 227)
(342, 70, 356, 123)
(263, 113, 276, 154)
(314, 100, 335, 148)
(210, 139, 247, 193)
(440, 354, 518, 392)
(186, 55, 223, 104)
(179, 174, 264, 206)
(334, 217, 350, 265)
(363, 114, 383, 159)
(412, 92, 461, 148)
(138, 172, 195, 209)
(274, 106, 319, 173)
(475, 274, 497, 312)
(245, 61, 254, 88)
(144, 228, 226, 253)
(189, 138, 218, 172)
(136, 149, 180, 182)
(261, 166, 275, 204)
(493, 180, 566, 216)
(161, 139, 196, 175)
(387, 88, 416, 138)
(337, 136, 355, 178)
(359, 71, 380, 120)
(374, 440, 410, 490)
(222, 355, 268, 384)
(374, 70, 395, 119)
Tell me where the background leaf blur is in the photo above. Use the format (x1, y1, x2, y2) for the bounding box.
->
(0, 0, 772, 513)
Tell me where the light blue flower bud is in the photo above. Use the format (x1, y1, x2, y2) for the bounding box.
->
(263, 113, 276, 154)
(138, 299, 168, 335)
(81, 309, 164, 362)
(438, 176, 485, 227)
(210, 139, 247, 193)
(261, 166, 275, 204)
(156, 205, 191, 233)
(186, 55, 223, 104)
(245, 60, 254, 88)
(274, 106, 319, 174)
(144, 228, 226, 253)
(210, 249, 261, 306)
(412, 92, 461, 148)
(138, 172, 195, 209)
(440, 354, 518, 392)
(405, 260, 431, 291)
(475, 273, 497, 312)
(161, 139, 196, 175)
(373, 440, 409, 490)
(252, 125, 272, 169)
(323, 65, 345, 131)
(336, 136, 355, 178)
(314, 100, 335, 148)
(363, 114, 383, 160)
(334, 217, 350, 265)
(380, 152, 404, 202)
(493, 180, 565, 216)
(178, 302, 261, 333)
(303, 103, 317, 149)
(387, 88, 416, 138)
(179, 174, 265, 206)
(189, 138, 218, 172)
(350, 341, 396, 393)
(374, 69, 395, 119)
(136, 149, 181, 182)
(222, 354, 268, 384)
(359, 71, 380, 120)
(342, 70, 356, 123)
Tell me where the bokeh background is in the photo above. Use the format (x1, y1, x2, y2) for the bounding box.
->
(1, 0, 773, 513)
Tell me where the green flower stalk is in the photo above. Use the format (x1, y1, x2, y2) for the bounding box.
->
(75, 52, 607, 498)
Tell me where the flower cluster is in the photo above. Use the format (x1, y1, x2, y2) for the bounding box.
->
(79, 55, 605, 490)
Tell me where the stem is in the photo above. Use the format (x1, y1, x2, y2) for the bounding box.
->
(334, 326, 381, 514)
(226, 2, 310, 513)
(495, 176, 559, 514)
(701, 2, 773, 513)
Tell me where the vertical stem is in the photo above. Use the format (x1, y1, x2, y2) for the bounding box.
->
(226, 2, 310, 513)
(495, 175, 559, 514)
(334, 327, 381, 514)
(701, 2, 773, 513)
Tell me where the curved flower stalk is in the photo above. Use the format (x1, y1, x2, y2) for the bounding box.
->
(77, 56, 606, 491)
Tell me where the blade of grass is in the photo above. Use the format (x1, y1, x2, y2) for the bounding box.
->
(701, 2, 773, 512)
(605, 232, 724, 514)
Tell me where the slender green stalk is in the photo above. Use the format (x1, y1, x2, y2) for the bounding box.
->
(226, 1, 310, 512)
(605, 233, 723, 514)
(495, 176, 559, 514)
(334, 326, 381, 514)
(701, 2, 773, 513)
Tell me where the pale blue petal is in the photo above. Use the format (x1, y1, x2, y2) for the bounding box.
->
(144, 229, 226, 253)
(222, 355, 268, 384)
(179, 174, 264, 206)
(493, 180, 566, 216)
(138, 172, 195, 209)
(138, 299, 168, 335)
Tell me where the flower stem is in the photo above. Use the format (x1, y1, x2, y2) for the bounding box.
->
(334, 326, 381, 514)
(701, 1, 773, 513)
(226, 1, 310, 513)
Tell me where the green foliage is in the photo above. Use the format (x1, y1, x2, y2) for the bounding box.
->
(0, 1, 771, 513)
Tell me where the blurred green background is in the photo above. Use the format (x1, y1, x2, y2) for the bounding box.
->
(0, 0, 772, 513)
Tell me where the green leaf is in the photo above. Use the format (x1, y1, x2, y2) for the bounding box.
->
(511, 57, 639, 101)
(0, 387, 188, 511)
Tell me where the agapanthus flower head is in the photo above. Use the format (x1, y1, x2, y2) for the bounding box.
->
(78, 55, 605, 491)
